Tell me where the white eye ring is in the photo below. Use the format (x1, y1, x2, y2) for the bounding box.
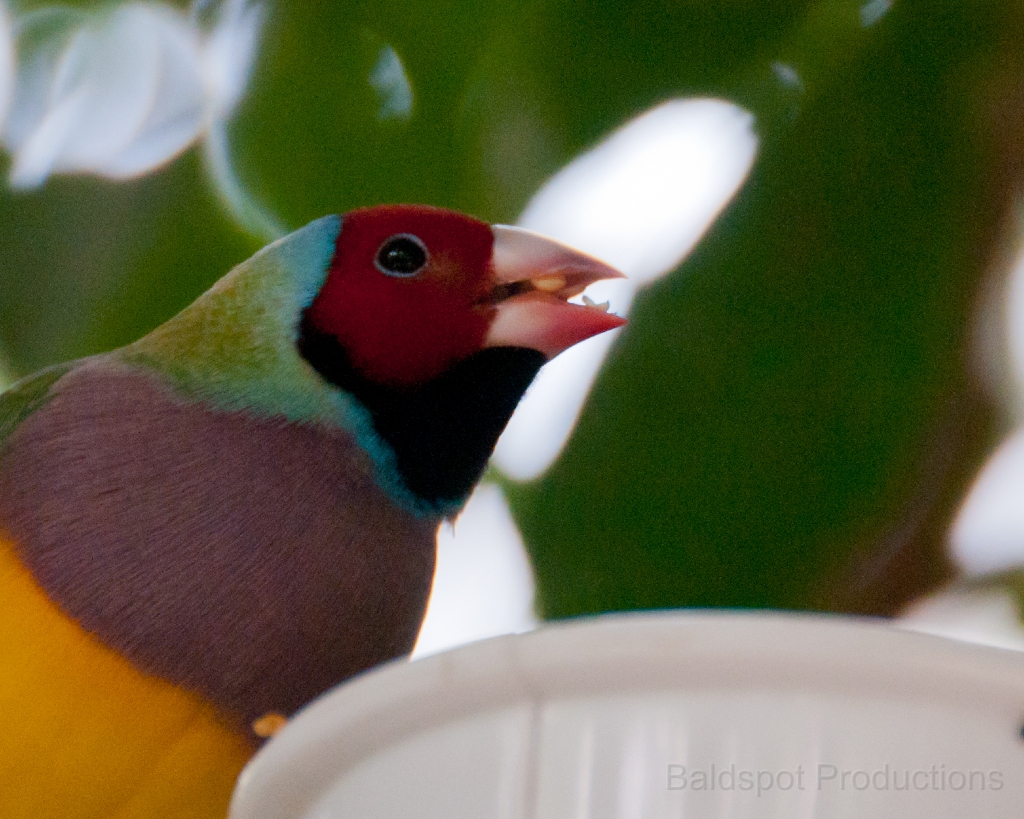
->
(374, 233, 429, 278)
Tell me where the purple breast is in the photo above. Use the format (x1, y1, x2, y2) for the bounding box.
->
(0, 361, 439, 734)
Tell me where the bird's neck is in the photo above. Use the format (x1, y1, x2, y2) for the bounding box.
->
(119, 215, 347, 428)
(298, 315, 545, 515)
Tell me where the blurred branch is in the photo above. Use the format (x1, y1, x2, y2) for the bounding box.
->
(816, 386, 992, 615)
(203, 121, 285, 243)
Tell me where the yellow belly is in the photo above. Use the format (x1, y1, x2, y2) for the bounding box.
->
(0, 534, 253, 819)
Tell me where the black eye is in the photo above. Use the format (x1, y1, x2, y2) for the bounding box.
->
(375, 233, 428, 277)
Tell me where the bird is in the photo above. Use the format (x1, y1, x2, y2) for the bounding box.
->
(0, 204, 625, 818)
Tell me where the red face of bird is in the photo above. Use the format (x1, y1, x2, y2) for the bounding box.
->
(303, 204, 627, 387)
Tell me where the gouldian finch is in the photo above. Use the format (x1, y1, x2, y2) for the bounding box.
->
(0, 205, 624, 818)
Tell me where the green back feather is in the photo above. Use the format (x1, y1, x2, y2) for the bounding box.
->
(0, 363, 75, 454)
(117, 215, 349, 427)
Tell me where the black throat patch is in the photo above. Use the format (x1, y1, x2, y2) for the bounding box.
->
(298, 315, 546, 509)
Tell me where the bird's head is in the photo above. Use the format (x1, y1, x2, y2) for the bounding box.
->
(301, 204, 625, 387)
(295, 204, 626, 513)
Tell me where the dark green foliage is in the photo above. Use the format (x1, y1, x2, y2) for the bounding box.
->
(510, 0, 1018, 617)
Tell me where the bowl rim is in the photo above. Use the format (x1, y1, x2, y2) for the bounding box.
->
(229, 610, 1024, 819)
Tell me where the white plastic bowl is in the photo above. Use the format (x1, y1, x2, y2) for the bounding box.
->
(229, 611, 1024, 818)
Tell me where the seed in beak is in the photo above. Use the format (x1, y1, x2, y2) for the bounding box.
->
(533, 275, 567, 293)
(582, 294, 611, 312)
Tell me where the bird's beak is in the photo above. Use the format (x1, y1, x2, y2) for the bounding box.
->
(483, 225, 628, 358)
